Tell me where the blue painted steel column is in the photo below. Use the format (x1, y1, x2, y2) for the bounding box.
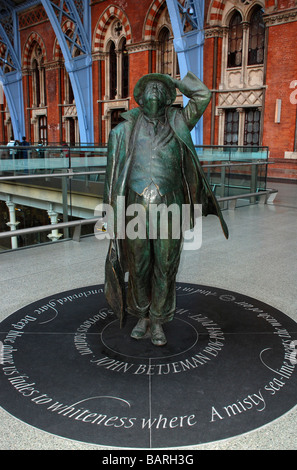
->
(0, 15, 25, 140)
(166, 0, 205, 145)
(0, 70, 25, 139)
(40, 0, 94, 143)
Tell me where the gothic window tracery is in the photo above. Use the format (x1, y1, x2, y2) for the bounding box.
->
(155, 10, 179, 78)
(217, 1, 265, 147)
(105, 19, 129, 101)
(31, 43, 46, 108)
(158, 26, 172, 75)
(225, 4, 265, 71)
(26, 39, 47, 144)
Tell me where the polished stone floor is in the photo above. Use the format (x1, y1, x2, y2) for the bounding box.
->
(0, 180, 297, 450)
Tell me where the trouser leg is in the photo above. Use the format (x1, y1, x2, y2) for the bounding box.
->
(125, 235, 152, 319)
(149, 189, 184, 324)
(125, 188, 184, 324)
(150, 235, 183, 324)
(125, 190, 152, 319)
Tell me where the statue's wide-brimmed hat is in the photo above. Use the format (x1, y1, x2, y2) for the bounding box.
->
(134, 73, 176, 105)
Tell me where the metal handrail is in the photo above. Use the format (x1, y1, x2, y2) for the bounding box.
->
(0, 158, 275, 248)
(0, 170, 105, 181)
(0, 160, 271, 180)
(0, 189, 278, 242)
(217, 189, 277, 202)
(202, 161, 273, 168)
(0, 217, 101, 240)
(0, 169, 106, 245)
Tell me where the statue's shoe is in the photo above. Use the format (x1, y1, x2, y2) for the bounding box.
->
(150, 321, 167, 346)
(130, 318, 149, 339)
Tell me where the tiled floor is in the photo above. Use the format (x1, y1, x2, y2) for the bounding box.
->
(0, 180, 297, 450)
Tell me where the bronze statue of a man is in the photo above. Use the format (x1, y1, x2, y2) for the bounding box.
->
(103, 72, 228, 346)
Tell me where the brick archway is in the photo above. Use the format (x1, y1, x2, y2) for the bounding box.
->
(53, 20, 76, 60)
(23, 32, 47, 67)
(93, 5, 132, 52)
(143, 0, 166, 40)
(207, 0, 227, 25)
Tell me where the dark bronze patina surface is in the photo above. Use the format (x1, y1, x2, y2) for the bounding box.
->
(104, 72, 228, 346)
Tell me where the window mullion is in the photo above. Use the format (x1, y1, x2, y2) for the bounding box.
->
(241, 22, 249, 87)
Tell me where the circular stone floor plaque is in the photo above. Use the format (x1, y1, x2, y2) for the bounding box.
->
(1, 283, 297, 449)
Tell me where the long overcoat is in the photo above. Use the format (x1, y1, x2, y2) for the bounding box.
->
(103, 73, 229, 323)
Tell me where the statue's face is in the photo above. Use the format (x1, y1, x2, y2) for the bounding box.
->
(141, 81, 169, 116)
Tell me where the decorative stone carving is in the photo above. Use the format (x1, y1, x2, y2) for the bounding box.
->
(63, 105, 77, 118)
(264, 8, 297, 26)
(218, 89, 263, 108)
(247, 67, 264, 87)
(227, 70, 242, 88)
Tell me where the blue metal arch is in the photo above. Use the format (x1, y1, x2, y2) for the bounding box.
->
(0, 10, 25, 140)
(40, 0, 94, 143)
(166, 0, 205, 145)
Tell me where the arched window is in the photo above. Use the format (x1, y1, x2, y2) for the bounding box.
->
(248, 7, 265, 65)
(32, 59, 41, 107)
(102, 17, 130, 141)
(120, 38, 129, 98)
(109, 41, 117, 99)
(31, 44, 46, 107)
(158, 27, 172, 75)
(64, 30, 79, 105)
(227, 11, 243, 68)
(106, 29, 129, 100)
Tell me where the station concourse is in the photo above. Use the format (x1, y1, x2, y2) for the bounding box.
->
(1, 181, 297, 450)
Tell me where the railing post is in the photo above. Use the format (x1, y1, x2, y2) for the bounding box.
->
(62, 175, 69, 239)
(220, 165, 226, 198)
(6, 200, 20, 249)
(47, 205, 63, 242)
(251, 163, 258, 204)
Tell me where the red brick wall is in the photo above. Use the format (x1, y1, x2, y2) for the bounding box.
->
(90, 0, 160, 142)
(203, 34, 223, 146)
(0, 0, 296, 182)
(92, 59, 100, 143)
(19, 12, 59, 143)
(128, 51, 151, 109)
(263, 21, 297, 160)
(203, 35, 214, 144)
(46, 67, 60, 144)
